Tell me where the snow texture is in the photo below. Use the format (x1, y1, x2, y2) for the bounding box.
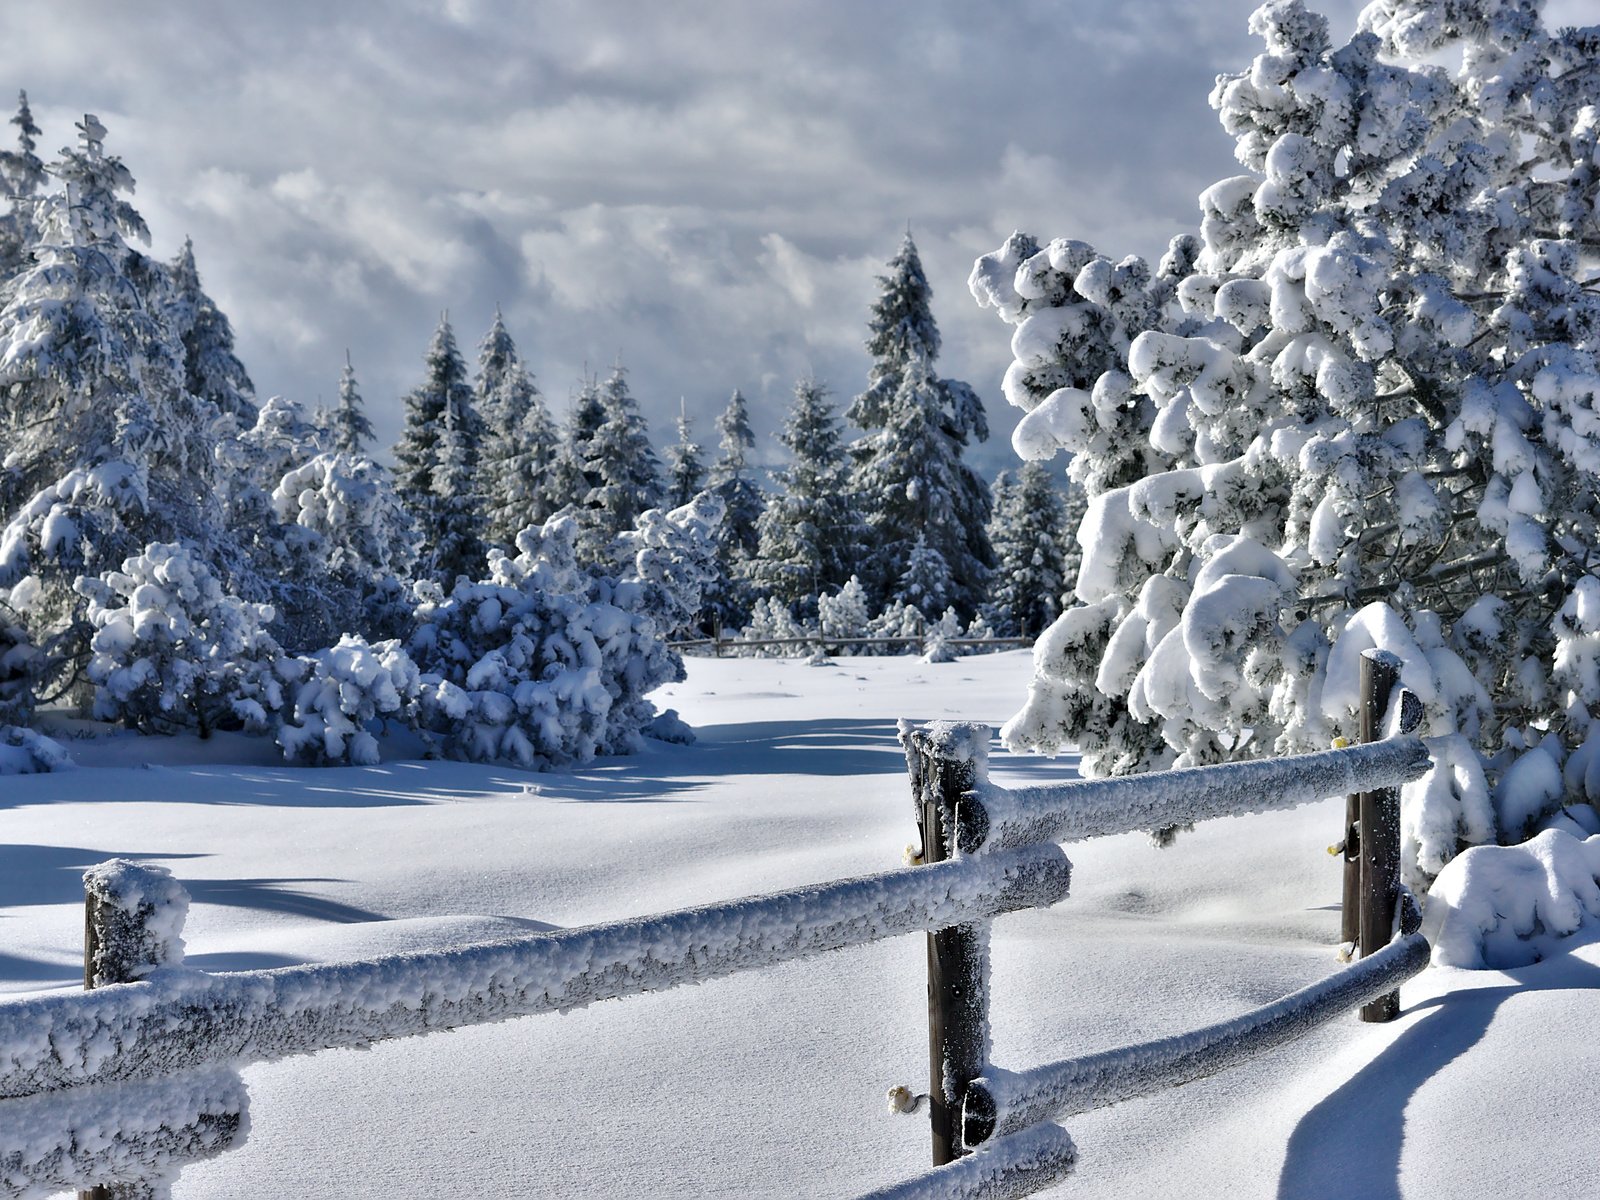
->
(966, 736, 1431, 853)
(84, 859, 189, 985)
(0, 844, 1069, 1100)
(1426, 828, 1600, 969)
(855, 1121, 1077, 1200)
(0, 725, 71, 775)
(0, 1066, 246, 1199)
(968, 932, 1430, 1142)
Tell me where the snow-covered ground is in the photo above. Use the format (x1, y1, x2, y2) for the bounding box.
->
(4, 652, 1596, 1198)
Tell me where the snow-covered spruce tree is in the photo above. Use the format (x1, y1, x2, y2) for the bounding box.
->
(749, 378, 867, 617)
(429, 397, 487, 585)
(580, 363, 664, 561)
(703, 388, 765, 626)
(610, 492, 724, 642)
(393, 315, 485, 571)
(665, 404, 708, 509)
(0, 91, 45, 276)
(972, 0, 1600, 882)
(0, 115, 224, 697)
(985, 461, 1070, 637)
(330, 352, 375, 456)
(545, 377, 607, 534)
(0, 597, 40, 725)
(408, 514, 682, 768)
(475, 311, 558, 547)
(739, 595, 808, 657)
(850, 234, 994, 618)
(77, 542, 286, 736)
(1059, 469, 1089, 598)
(892, 530, 955, 616)
(278, 634, 421, 766)
(817, 575, 872, 647)
(165, 237, 257, 425)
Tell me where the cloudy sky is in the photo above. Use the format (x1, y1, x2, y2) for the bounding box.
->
(0, 0, 1388, 478)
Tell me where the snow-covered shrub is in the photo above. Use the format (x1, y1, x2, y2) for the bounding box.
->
(923, 607, 963, 664)
(408, 515, 680, 768)
(610, 492, 723, 641)
(77, 542, 285, 735)
(738, 596, 809, 658)
(817, 576, 871, 653)
(0, 600, 40, 725)
(973, 0, 1600, 881)
(643, 708, 696, 744)
(0, 724, 73, 774)
(278, 635, 421, 766)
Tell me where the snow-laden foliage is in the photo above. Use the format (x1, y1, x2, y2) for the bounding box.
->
(77, 542, 285, 736)
(738, 595, 809, 656)
(974, 0, 1600, 880)
(853, 234, 993, 618)
(664, 407, 708, 509)
(329, 352, 374, 457)
(277, 635, 421, 766)
(985, 462, 1071, 638)
(749, 378, 866, 616)
(0, 724, 71, 774)
(164, 237, 256, 425)
(580, 364, 664, 561)
(474, 312, 557, 547)
(610, 492, 724, 641)
(703, 388, 765, 626)
(818, 576, 872, 645)
(0, 91, 45, 276)
(0, 599, 39, 725)
(408, 515, 681, 768)
(272, 452, 418, 594)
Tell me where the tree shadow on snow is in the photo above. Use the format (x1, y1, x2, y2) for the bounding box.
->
(1276, 951, 1600, 1200)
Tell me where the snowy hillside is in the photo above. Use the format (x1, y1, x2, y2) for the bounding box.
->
(4, 652, 1594, 1198)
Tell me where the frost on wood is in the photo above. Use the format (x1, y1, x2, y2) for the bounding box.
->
(1426, 829, 1600, 969)
(0, 1066, 246, 1199)
(963, 736, 1430, 853)
(0, 845, 1069, 1099)
(84, 859, 189, 986)
(964, 933, 1430, 1143)
(855, 1121, 1077, 1200)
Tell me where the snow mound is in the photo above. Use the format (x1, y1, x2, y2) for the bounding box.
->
(0, 726, 72, 774)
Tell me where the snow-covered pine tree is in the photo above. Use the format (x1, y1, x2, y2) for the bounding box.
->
(165, 237, 257, 425)
(703, 388, 764, 625)
(749, 378, 866, 617)
(393, 315, 485, 573)
(1059, 469, 1089, 599)
(850, 233, 994, 617)
(972, 0, 1600, 883)
(0, 91, 45, 275)
(429, 393, 487, 585)
(665, 403, 707, 508)
(0, 115, 223, 696)
(330, 352, 375, 456)
(891, 530, 954, 616)
(474, 310, 558, 547)
(580, 362, 664, 560)
(984, 461, 1069, 637)
(545, 377, 606, 529)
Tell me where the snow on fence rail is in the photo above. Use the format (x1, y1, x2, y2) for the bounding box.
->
(0, 653, 1430, 1198)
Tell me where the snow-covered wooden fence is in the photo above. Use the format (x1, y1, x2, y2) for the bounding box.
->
(0, 652, 1432, 1198)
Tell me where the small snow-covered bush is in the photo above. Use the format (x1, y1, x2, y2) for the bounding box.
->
(738, 596, 809, 657)
(610, 492, 723, 640)
(409, 515, 680, 768)
(922, 607, 963, 664)
(77, 542, 285, 735)
(278, 635, 421, 766)
(817, 576, 871, 652)
(0, 724, 73, 774)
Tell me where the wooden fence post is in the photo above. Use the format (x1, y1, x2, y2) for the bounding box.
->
(1357, 649, 1403, 1022)
(904, 722, 992, 1167)
(81, 860, 192, 1200)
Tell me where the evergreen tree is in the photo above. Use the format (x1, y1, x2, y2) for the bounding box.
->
(330, 351, 374, 456)
(0, 90, 45, 273)
(430, 398, 486, 584)
(892, 531, 954, 616)
(749, 378, 865, 615)
(579, 362, 662, 558)
(546, 377, 606, 518)
(392, 315, 484, 573)
(973, 0, 1600, 883)
(984, 461, 1068, 637)
(166, 237, 257, 424)
(665, 403, 707, 508)
(0, 115, 222, 691)
(704, 388, 764, 625)
(475, 310, 557, 546)
(849, 233, 993, 617)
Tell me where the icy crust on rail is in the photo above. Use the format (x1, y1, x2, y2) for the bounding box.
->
(0, 845, 1069, 1100)
(967, 932, 1430, 1143)
(0, 1065, 246, 1198)
(856, 1121, 1077, 1200)
(1426, 828, 1600, 968)
(964, 736, 1429, 852)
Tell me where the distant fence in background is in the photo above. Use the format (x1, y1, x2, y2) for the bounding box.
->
(0, 650, 1429, 1199)
(670, 633, 1034, 656)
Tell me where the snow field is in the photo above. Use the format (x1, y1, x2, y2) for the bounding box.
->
(0, 653, 1595, 1197)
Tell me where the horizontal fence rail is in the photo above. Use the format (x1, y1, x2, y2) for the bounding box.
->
(669, 635, 1033, 651)
(0, 1066, 246, 1197)
(0, 844, 1070, 1102)
(857, 1122, 1079, 1200)
(961, 736, 1433, 854)
(962, 931, 1433, 1146)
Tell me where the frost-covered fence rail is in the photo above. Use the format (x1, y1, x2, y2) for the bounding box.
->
(888, 690, 1433, 1197)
